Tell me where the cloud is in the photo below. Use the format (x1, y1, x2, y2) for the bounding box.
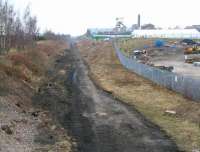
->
(11, 0, 200, 36)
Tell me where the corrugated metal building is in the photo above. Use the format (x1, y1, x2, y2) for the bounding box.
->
(132, 29, 200, 39)
(87, 28, 132, 39)
(88, 28, 114, 35)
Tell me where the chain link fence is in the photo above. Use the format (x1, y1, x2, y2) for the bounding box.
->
(113, 42, 200, 102)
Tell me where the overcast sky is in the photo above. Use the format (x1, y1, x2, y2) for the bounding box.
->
(10, 0, 200, 36)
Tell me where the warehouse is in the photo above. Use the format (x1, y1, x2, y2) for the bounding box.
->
(132, 29, 200, 39)
(87, 28, 132, 39)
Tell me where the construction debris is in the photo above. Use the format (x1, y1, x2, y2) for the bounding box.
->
(154, 66, 174, 72)
(193, 62, 200, 67)
(185, 56, 200, 63)
(184, 46, 200, 55)
(180, 39, 197, 45)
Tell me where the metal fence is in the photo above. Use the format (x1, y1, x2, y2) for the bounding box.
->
(113, 42, 200, 102)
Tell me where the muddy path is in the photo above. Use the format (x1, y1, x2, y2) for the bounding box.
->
(69, 40, 179, 152)
(33, 40, 179, 152)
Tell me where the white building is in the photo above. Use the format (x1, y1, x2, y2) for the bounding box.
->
(132, 29, 200, 39)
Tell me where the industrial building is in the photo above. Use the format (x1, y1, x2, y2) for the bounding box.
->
(87, 18, 132, 39)
(132, 29, 200, 39)
(87, 28, 132, 39)
(87, 14, 200, 39)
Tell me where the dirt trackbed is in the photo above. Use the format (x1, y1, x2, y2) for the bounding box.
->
(66, 40, 179, 152)
(34, 39, 179, 152)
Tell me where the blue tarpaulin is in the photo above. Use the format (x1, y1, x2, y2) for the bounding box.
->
(154, 39, 165, 47)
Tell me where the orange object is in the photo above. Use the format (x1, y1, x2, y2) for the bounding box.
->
(184, 47, 193, 54)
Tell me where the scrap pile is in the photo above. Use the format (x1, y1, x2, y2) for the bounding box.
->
(184, 46, 200, 64)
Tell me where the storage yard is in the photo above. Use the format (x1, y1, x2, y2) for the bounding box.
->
(118, 38, 200, 78)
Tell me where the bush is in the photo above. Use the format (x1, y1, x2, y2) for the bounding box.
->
(0, 63, 30, 82)
(8, 52, 44, 75)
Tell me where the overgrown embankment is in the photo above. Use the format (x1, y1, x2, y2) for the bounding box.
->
(77, 39, 200, 152)
(0, 40, 68, 87)
(0, 40, 73, 152)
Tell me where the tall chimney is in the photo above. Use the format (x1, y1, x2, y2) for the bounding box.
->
(138, 14, 141, 29)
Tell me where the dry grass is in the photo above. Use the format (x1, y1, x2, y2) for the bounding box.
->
(0, 63, 31, 82)
(78, 40, 200, 152)
(0, 40, 69, 89)
(0, 40, 72, 152)
(118, 38, 179, 55)
(118, 38, 155, 55)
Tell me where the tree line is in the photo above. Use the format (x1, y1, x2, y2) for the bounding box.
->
(0, 0, 38, 53)
(38, 30, 70, 41)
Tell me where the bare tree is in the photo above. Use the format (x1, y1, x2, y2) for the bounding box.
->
(14, 15, 24, 49)
(0, 1, 39, 53)
(0, 0, 6, 52)
(23, 5, 39, 47)
(6, 4, 15, 51)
